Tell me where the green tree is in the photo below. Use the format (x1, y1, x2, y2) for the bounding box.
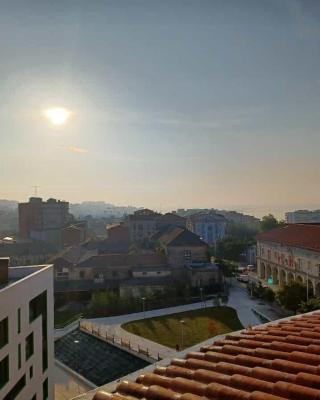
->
(277, 282, 307, 312)
(215, 237, 248, 261)
(260, 214, 283, 232)
(298, 298, 320, 313)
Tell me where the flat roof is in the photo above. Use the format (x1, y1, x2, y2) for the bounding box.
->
(0, 264, 51, 292)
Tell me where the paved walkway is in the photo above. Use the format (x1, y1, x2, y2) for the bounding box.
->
(83, 283, 286, 359)
(83, 301, 212, 359)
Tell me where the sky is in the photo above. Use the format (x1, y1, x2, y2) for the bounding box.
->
(1, 0, 320, 218)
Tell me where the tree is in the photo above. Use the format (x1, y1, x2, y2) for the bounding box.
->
(277, 282, 307, 312)
(215, 237, 248, 261)
(298, 298, 320, 313)
(260, 214, 283, 232)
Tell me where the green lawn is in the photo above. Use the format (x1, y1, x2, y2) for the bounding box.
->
(122, 306, 243, 350)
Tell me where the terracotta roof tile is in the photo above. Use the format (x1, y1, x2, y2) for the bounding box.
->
(93, 312, 320, 400)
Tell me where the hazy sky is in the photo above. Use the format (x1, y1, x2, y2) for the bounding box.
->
(1, 0, 320, 217)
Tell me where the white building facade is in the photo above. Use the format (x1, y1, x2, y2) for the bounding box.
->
(0, 259, 54, 400)
(256, 225, 320, 295)
(285, 210, 320, 224)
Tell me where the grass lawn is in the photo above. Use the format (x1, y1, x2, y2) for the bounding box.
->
(122, 306, 243, 349)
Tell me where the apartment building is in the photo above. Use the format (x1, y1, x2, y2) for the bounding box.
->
(285, 209, 320, 223)
(127, 209, 160, 243)
(19, 197, 69, 239)
(0, 258, 54, 400)
(187, 211, 227, 245)
(256, 224, 320, 295)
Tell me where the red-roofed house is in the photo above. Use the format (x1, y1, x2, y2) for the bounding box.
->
(256, 224, 320, 295)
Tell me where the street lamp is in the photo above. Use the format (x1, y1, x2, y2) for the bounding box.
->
(141, 297, 146, 318)
(200, 287, 203, 306)
(74, 339, 80, 393)
(180, 320, 185, 349)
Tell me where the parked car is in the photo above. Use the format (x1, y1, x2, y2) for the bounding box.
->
(237, 274, 249, 283)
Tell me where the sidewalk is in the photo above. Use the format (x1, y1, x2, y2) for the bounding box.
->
(83, 300, 211, 359)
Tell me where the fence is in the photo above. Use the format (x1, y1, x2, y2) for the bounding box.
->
(80, 320, 161, 361)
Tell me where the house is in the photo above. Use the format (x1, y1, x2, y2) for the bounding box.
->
(157, 227, 208, 269)
(256, 223, 320, 295)
(53, 252, 169, 296)
(187, 211, 227, 245)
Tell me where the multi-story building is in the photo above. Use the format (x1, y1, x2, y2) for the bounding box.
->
(0, 258, 54, 400)
(19, 197, 69, 239)
(127, 209, 160, 243)
(256, 224, 320, 295)
(187, 211, 227, 245)
(285, 210, 320, 224)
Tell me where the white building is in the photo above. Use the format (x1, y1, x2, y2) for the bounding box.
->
(0, 258, 54, 400)
(187, 211, 227, 245)
(256, 224, 320, 295)
(285, 210, 320, 224)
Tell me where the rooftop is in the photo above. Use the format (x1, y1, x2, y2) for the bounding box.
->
(158, 228, 207, 247)
(93, 310, 320, 400)
(0, 263, 50, 291)
(256, 223, 320, 252)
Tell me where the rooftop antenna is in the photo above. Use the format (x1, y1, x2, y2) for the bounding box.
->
(32, 185, 40, 197)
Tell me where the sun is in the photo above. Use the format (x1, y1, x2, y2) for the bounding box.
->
(44, 107, 71, 126)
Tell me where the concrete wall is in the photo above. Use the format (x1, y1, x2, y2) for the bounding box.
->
(0, 265, 54, 400)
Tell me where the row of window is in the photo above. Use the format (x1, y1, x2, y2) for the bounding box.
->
(1, 308, 22, 350)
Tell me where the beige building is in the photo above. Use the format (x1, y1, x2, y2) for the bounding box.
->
(127, 209, 160, 243)
(0, 258, 54, 400)
(256, 224, 320, 295)
(157, 227, 208, 269)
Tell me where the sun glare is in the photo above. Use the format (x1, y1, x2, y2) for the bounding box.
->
(44, 107, 71, 126)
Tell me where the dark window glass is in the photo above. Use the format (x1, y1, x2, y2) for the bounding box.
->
(0, 317, 8, 349)
(30, 365, 33, 379)
(17, 308, 21, 334)
(29, 291, 47, 371)
(43, 378, 48, 400)
(0, 355, 9, 389)
(26, 332, 34, 360)
(3, 374, 25, 400)
(18, 343, 21, 369)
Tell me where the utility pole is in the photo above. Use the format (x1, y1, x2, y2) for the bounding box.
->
(32, 185, 40, 197)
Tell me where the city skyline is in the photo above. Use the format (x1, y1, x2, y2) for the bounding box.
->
(1, 1, 320, 217)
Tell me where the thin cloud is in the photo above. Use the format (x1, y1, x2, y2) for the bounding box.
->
(63, 146, 88, 154)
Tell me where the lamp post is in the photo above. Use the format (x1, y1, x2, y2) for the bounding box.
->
(74, 339, 80, 394)
(306, 264, 309, 302)
(180, 320, 185, 349)
(200, 287, 203, 307)
(141, 297, 146, 318)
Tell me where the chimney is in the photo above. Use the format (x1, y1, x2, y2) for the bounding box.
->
(0, 257, 9, 285)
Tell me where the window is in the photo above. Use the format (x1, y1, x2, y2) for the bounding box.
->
(26, 332, 34, 360)
(43, 378, 48, 400)
(4, 374, 25, 400)
(17, 308, 21, 334)
(29, 291, 47, 371)
(79, 270, 85, 278)
(18, 343, 21, 369)
(30, 365, 33, 379)
(0, 355, 9, 389)
(0, 317, 8, 349)
(112, 271, 118, 277)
